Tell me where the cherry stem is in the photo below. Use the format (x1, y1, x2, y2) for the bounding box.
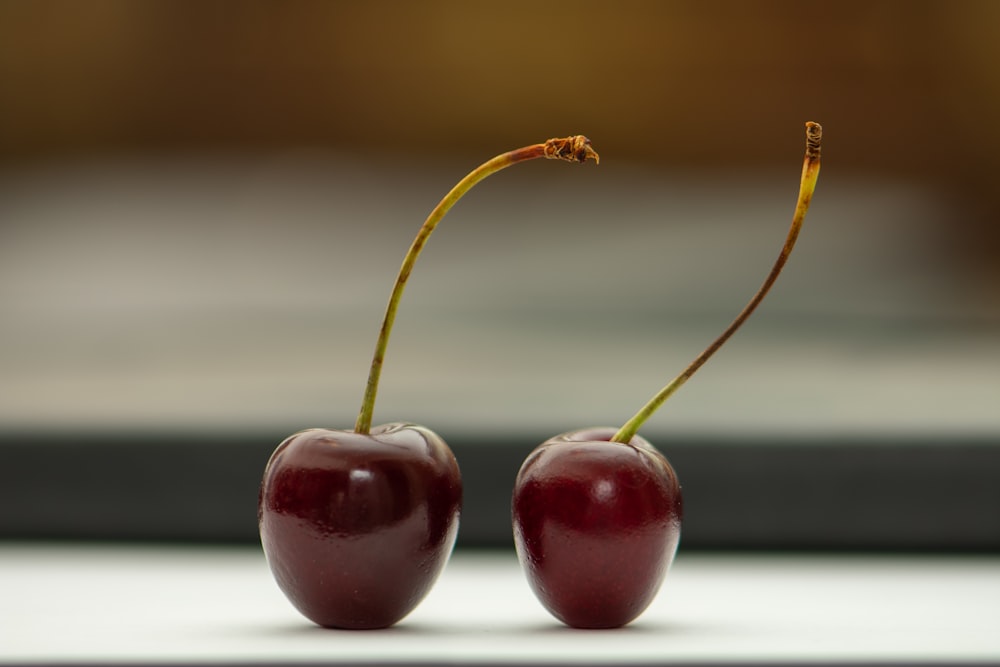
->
(355, 136, 600, 434)
(611, 121, 823, 444)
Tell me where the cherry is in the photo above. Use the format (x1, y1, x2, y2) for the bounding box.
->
(258, 136, 599, 629)
(513, 427, 682, 629)
(258, 424, 459, 629)
(513, 122, 823, 629)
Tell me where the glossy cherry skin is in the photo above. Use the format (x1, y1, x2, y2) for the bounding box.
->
(512, 427, 682, 628)
(258, 423, 462, 629)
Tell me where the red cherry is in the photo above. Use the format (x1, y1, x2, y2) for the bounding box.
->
(257, 137, 599, 628)
(513, 123, 822, 628)
(512, 427, 682, 628)
(258, 424, 461, 629)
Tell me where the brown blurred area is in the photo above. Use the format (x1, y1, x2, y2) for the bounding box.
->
(0, 3, 996, 173)
(1, 0, 998, 273)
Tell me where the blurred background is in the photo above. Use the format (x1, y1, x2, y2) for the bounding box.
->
(1, 1, 998, 548)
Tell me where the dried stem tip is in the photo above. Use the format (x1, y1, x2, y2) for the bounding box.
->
(543, 135, 600, 164)
(805, 121, 822, 161)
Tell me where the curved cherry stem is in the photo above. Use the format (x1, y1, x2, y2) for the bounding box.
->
(612, 122, 823, 444)
(355, 136, 600, 434)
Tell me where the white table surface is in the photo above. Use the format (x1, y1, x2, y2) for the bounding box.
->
(2, 544, 999, 665)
